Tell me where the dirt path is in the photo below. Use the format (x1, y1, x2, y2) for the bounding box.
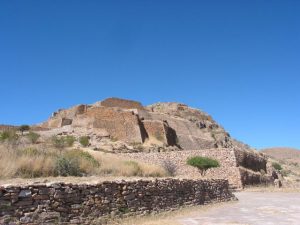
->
(179, 192, 300, 225)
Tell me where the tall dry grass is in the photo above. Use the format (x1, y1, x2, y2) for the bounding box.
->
(0, 143, 167, 179)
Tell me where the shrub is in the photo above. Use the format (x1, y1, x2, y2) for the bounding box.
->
(22, 148, 40, 156)
(187, 156, 220, 175)
(281, 169, 291, 177)
(0, 130, 19, 143)
(124, 161, 142, 176)
(162, 159, 177, 176)
(19, 125, 30, 135)
(79, 136, 90, 147)
(65, 135, 76, 147)
(51, 136, 67, 149)
(54, 156, 81, 176)
(27, 132, 40, 144)
(272, 162, 282, 171)
(65, 150, 99, 167)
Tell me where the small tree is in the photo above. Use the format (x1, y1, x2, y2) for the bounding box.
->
(19, 125, 30, 135)
(79, 136, 90, 147)
(272, 162, 282, 171)
(187, 156, 220, 176)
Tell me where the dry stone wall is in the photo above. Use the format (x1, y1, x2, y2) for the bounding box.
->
(234, 149, 267, 172)
(121, 149, 243, 188)
(121, 148, 271, 188)
(0, 179, 234, 225)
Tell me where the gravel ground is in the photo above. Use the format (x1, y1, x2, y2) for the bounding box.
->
(179, 192, 300, 225)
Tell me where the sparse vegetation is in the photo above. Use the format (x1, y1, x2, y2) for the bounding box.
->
(27, 131, 40, 144)
(130, 142, 144, 151)
(54, 156, 81, 176)
(110, 136, 118, 142)
(187, 156, 220, 175)
(0, 130, 19, 143)
(281, 169, 291, 177)
(0, 143, 167, 179)
(65, 135, 76, 147)
(162, 159, 177, 176)
(272, 162, 282, 171)
(79, 136, 90, 147)
(154, 131, 164, 142)
(52, 135, 67, 149)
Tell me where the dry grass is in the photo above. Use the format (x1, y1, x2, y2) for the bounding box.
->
(0, 143, 168, 179)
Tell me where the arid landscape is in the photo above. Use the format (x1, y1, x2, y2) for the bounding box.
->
(1, 97, 298, 224)
(1, 1, 299, 224)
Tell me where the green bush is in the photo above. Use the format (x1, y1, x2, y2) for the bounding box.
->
(27, 131, 40, 144)
(51, 135, 77, 149)
(54, 156, 81, 176)
(65, 135, 76, 147)
(54, 149, 99, 176)
(65, 149, 99, 167)
(79, 136, 90, 147)
(272, 162, 282, 171)
(51, 136, 67, 149)
(19, 125, 30, 135)
(187, 156, 220, 175)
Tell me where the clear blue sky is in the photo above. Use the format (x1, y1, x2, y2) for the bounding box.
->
(0, 1, 299, 149)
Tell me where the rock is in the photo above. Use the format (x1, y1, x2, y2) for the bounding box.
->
(274, 179, 282, 188)
(18, 190, 31, 198)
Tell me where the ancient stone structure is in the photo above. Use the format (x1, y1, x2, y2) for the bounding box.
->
(0, 179, 235, 224)
(98, 97, 144, 110)
(121, 148, 272, 188)
(35, 97, 274, 188)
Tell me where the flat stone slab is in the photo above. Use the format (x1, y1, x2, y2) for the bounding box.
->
(179, 192, 300, 225)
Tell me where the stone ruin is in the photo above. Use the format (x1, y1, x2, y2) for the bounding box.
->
(36, 97, 277, 188)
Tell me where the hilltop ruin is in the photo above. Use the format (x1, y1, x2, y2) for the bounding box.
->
(33, 97, 275, 188)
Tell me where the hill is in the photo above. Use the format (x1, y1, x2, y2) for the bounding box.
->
(0, 97, 277, 188)
(261, 147, 300, 164)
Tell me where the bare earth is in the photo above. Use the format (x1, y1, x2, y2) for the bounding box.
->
(179, 192, 300, 225)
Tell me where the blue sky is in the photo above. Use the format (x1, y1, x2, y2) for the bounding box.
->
(0, 1, 299, 149)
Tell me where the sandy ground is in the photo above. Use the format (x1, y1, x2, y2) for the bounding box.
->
(178, 192, 300, 225)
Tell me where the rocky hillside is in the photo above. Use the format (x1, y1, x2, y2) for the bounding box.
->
(261, 147, 300, 188)
(261, 147, 300, 164)
(1, 97, 277, 188)
(33, 97, 247, 153)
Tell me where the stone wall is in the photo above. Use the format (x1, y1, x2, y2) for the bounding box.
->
(234, 149, 267, 172)
(142, 120, 177, 146)
(239, 167, 273, 186)
(121, 148, 271, 188)
(100, 98, 144, 110)
(121, 149, 244, 188)
(0, 179, 234, 224)
(86, 107, 144, 143)
(147, 113, 216, 150)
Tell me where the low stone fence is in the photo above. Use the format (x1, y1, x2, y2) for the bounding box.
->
(0, 179, 235, 224)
